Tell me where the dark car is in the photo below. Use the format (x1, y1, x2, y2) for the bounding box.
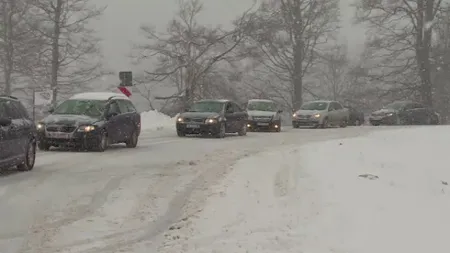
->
(0, 95, 36, 171)
(36, 92, 140, 151)
(345, 106, 365, 125)
(369, 101, 439, 125)
(246, 99, 282, 132)
(176, 99, 248, 138)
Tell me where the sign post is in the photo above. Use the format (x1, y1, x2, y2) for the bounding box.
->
(118, 71, 132, 97)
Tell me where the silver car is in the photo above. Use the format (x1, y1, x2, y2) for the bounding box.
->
(292, 100, 349, 128)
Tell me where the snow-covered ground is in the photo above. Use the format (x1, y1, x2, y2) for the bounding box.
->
(163, 126, 450, 253)
(140, 110, 175, 132)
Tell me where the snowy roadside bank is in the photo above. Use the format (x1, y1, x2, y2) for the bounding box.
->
(140, 110, 175, 133)
(161, 126, 450, 253)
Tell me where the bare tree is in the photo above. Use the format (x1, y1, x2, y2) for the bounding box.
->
(132, 0, 253, 109)
(240, 0, 340, 110)
(29, 0, 105, 105)
(0, 0, 44, 95)
(354, 0, 447, 107)
(312, 44, 350, 100)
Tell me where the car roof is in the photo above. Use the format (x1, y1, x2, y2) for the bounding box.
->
(248, 99, 275, 103)
(197, 99, 229, 103)
(0, 95, 19, 101)
(69, 92, 130, 101)
(304, 100, 333, 103)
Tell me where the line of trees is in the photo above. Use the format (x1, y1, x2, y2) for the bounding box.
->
(134, 0, 450, 120)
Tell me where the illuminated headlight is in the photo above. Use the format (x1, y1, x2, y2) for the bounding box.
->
(36, 123, 44, 130)
(176, 117, 184, 122)
(292, 113, 297, 117)
(206, 118, 217, 124)
(78, 125, 95, 132)
(312, 114, 321, 118)
(386, 113, 393, 116)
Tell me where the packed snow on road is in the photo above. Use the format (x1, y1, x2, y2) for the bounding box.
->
(159, 126, 450, 253)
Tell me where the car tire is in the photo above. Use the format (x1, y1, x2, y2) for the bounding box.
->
(38, 140, 50, 151)
(354, 119, 361, 126)
(95, 131, 108, 152)
(215, 123, 226, 138)
(17, 140, 36, 171)
(320, 118, 328, 128)
(177, 130, 185, 137)
(292, 123, 299, 128)
(126, 130, 138, 148)
(238, 123, 247, 136)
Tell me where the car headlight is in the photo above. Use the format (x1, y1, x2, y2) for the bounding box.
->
(386, 113, 393, 116)
(292, 113, 297, 117)
(312, 114, 321, 118)
(77, 125, 96, 132)
(205, 118, 217, 124)
(176, 117, 184, 122)
(36, 123, 44, 130)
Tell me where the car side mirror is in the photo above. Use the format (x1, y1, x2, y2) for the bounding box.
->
(184, 108, 189, 112)
(277, 109, 283, 113)
(48, 108, 54, 113)
(0, 117, 12, 126)
(226, 108, 234, 114)
(328, 108, 333, 111)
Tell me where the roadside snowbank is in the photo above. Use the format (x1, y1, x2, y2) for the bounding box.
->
(140, 110, 175, 131)
(167, 126, 450, 252)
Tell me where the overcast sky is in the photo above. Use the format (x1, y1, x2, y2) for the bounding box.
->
(94, 0, 366, 75)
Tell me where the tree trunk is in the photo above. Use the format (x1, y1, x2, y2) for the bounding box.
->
(2, 1, 14, 95)
(51, 0, 62, 105)
(292, 7, 304, 110)
(416, 0, 434, 107)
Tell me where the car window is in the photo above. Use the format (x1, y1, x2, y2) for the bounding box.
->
(225, 102, 233, 113)
(108, 101, 121, 114)
(54, 99, 106, 117)
(0, 100, 21, 119)
(116, 100, 130, 113)
(328, 103, 335, 111)
(188, 101, 224, 113)
(0, 99, 8, 118)
(333, 102, 343, 110)
(232, 102, 242, 112)
(12, 100, 30, 119)
(123, 100, 137, 112)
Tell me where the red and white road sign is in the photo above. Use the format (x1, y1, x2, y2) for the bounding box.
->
(118, 86, 132, 97)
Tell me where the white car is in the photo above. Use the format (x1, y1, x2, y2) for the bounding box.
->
(292, 100, 349, 128)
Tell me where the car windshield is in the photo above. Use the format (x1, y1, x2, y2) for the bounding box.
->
(188, 101, 224, 113)
(53, 99, 106, 117)
(247, 101, 277, 111)
(383, 102, 406, 110)
(300, 102, 329, 110)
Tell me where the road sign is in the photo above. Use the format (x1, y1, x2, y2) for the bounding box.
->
(119, 71, 132, 86)
(118, 86, 132, 97)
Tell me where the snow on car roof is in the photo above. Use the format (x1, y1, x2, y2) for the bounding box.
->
(248, 99, 274, 103)
(69, 92, 130, 100)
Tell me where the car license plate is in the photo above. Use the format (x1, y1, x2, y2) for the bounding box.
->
(186, 124, 200, 128)
(46, 132, 71, 139)
(257, 122, 269, 126)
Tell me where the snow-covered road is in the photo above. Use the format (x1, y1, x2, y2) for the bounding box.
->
(0, 126, 392, 253)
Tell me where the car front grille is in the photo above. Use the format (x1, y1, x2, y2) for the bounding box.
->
(46, 125, 76, 132)
(184, 118, 205, 123)
(253, 116, 272, 121)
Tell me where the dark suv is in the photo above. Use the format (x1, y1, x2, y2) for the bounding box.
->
(37, 92, 140, 151)
(0, 95, 36, 171)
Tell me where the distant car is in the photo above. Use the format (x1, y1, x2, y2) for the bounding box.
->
(292, 100, 349, 128)
(246, 99, 282, 132)
(0, 95, 36, 171)
(36, 92, 141, 151)
(176, 99, 248, 138)
(369, 101, 439, 125)
(345, 106, 365, 125)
